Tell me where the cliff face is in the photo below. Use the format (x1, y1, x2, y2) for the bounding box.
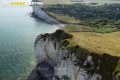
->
(34, 30, 104, 80)
(32, 6, 64, 28)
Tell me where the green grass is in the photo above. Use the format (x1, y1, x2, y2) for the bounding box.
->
(62, 25, 120, 56)
(47, 12, 81, 23)
(62, 24, 118, 33)
(115, 60, 120, 77)
(62, 24, 95, 32)
(96, 27, 117, 33)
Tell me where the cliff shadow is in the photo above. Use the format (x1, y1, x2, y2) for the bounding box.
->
(27, 60, 56, 80)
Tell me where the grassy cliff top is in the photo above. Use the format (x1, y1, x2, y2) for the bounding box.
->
(61, 25, 120, 57)
(52, 29, 120, 79)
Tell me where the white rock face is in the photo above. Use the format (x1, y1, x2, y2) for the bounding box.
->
(54, 59, 79, 80)
(34, 35, 102, 80)
(32, 6, 65, 28)
(34, 36, 58, 63)
(89, 73, 102, 80)
(84, 56, 93, 66)
(77, 69, 90, 80)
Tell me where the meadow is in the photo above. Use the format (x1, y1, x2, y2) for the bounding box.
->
(62, 25, 120, 56)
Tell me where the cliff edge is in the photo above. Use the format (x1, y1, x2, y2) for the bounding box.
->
(32, 30, 120, 80)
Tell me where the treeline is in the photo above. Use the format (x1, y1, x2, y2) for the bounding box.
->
(44, 3, 120, 31)
(45, 3, 120, 20)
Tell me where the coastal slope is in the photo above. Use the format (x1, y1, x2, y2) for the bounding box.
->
(31, 3, 120, 80)
(32, 6, 64, 28)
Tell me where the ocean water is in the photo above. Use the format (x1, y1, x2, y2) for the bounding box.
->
(0, 5, 58, 80)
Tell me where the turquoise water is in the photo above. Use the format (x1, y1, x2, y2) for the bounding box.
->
(0, 6, 58, 80)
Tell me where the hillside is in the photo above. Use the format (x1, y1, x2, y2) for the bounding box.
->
(43, 3, 120, 79)
(28, 1, 120, 80)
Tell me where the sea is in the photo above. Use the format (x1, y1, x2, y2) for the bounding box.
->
(0, 5, 58, 80)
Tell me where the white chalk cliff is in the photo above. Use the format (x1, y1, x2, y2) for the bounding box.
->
(32, 6, 65, 28)
(34, 33, 102, 80)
